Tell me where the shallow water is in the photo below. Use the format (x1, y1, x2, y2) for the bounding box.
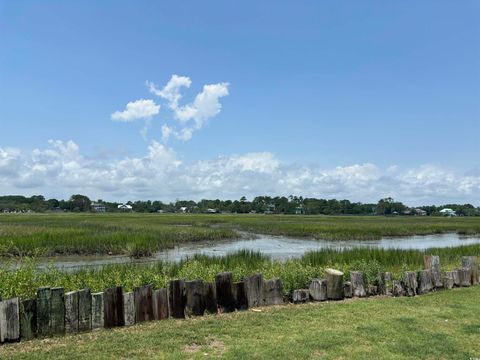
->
(6, 233, 480, 271)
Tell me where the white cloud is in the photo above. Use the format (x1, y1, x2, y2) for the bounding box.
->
(111, 99, 160, 122)
(147, 75, 229, 142)
(1, 140, 479, 205)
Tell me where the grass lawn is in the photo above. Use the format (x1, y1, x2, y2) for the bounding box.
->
(1, 286, 479, 359)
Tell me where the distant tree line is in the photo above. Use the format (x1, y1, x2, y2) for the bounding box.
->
(1, 194, 479, 216)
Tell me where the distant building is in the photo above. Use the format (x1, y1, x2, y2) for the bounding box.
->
(265, 204, 275, 214)
(179, 206, 188, 213)
(414, 208, 427, 216)
(117, 204, 133, 212)
(439, 208, 456, 217)
(91, 203, 106, 212)
(295, 206, 305, 215)
(206, 208, 218, 214)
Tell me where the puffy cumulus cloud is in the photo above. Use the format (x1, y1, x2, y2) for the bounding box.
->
(111, 99, 160, 122)
(147, 75, 229, 142)
(1, 141, 480, 205)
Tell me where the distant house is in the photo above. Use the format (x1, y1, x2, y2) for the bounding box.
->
(206, 208, 218, 214)
(179, 206, 188, 213)
(117, 204, 133, 212)
(295, 206, 305, 215)
(414, 208, 427, 216)
(91, 203, 106, 212)
(265, 204, 275, 214)
(439, 208, 456, 217)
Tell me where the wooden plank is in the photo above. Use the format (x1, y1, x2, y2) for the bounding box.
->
(325, 269, 344, 300)
(0, 298, 20, 343)
(264, 278, 284, 305)
(344, 281, 353, 298)
(185, 280, 206, 316)
(65, 291, 79, 334)
(417, 270, 434, 295)
(50, 287, 65, 335)
(103, 286, 124, 328)
(91, 292, 104, 329)
(20, 299, 36, 341)
(203, 282, 218, 314)
(123, 292, 135, 326)
(36, 287, 51, 337)
(308, 279, 327, 301)
(461, 256, 479, 285)
(152, 289, 169, 320)
(403, 271, 418, 296)
(234, 281, 248, 311)
(215, 272, 235, 313)
(134, 285, 154, 323)
(78, 289, 92, 332)
(244, 273, 264, 308)
(168, 279, 186, 319)
(350, 271, 366, 297)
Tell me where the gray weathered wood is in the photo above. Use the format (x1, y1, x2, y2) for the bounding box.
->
(168, 279, 186, 319)
(417, 269, 434, 295)
(308, 279, 327, 301)
(452, 269, 461, 287)
(152, 288, 169, 320)
(91, 292, 104, 329)
(244, 273, 264, 308)
(442, 271, 455, 290)
(65, 291, 79, 334)
(233, 281, 248, 310)
(423, 255, 443, 288)
(0, 298, 20, 343)
(350, 271, 366, 297)
(185, 280, 206, 316)
(20, 299, 36, 340)
(50, 287, 65, 335)
(78, 289, 92, 332)
(292, 289, 309, 304)
(264, 278, 284, 305)
(367, 284, 378, 296)
(215, 272, 235, 313)
(458, 268, 472, 287)
(403, 271, 418, 296)
(134, 285, 154, 322)
(344, 281, 353, 298)
(381, 272, 393, 295)
(123, 292, 135, 326)
(461, 256, 479, 285)
(103, 286, 124, 328)
(392, 280, 405, 297)
(325, 268, 344, 300)
(36, 287, 51, 337)
(204, 282, 218, 314)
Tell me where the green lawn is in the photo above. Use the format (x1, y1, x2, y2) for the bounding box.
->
(2, 286, 479, 359)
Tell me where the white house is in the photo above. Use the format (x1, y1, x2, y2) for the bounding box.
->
(91, 203, 106, 212)
(117, 204, 133, 211)
(439, 208, 456, 217)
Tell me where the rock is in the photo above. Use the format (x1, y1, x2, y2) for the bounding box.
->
(403, 271, 418, 296)
(417, 269, 434, 295)
(325, 269, 344, 300)
(308, 279, 327, 301)
(264, 278, 284, 306)
(350, 272, 366, 297)
(292, 289, 309, 304)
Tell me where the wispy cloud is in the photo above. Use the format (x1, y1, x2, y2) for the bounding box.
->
(111, 99, 160, 122)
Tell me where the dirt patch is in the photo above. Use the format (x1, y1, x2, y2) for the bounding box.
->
(181, 336, 226, 358)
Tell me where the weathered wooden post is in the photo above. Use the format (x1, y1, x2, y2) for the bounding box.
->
(452, 269, 461, 287)
(244, 273, 264, 308)
(65, 291, 79, 333)
(417, 270, 434, 295)
(234, 281, 248, 310)
(134, 285, 154, 322)
(344, 282, 353, 298)
(350, 271, 366, 297)
(325, 268, 344, 300)
(382, 272, 393, 295)
(392, 280, 405, 297)
(36, 287, 51, 336)
(152, 288, 169, 320)
(292, 289, 309, 304)
(0, 298, 20, 343)
(204, 282, 217, 314)
(424, 255, 443, 288)
(78, 289, 92, 332)
(442, 271, 455, 290)
(103, 286, 124, 328)
(91, 292, 104, 329)
(215, 272, 235, 313)
(458, 268, 472, 287)
(20, 299, 36, 340)
(264, 278, 284, 305)
(185, 280, 206, 316)
(403, 271, 418, 296)
(168, 279, 186, 319)
(123, 292, 135, 326)
(308, 279, 327, 301)
(461, 256, 479, 285)
(50, 287, 65, 335)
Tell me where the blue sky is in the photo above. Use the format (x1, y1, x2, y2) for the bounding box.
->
(0, 1, 479, 204)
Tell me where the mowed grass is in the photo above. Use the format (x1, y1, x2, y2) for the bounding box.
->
(1, 213, 480, 257)
(1, 286, 479, 359)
